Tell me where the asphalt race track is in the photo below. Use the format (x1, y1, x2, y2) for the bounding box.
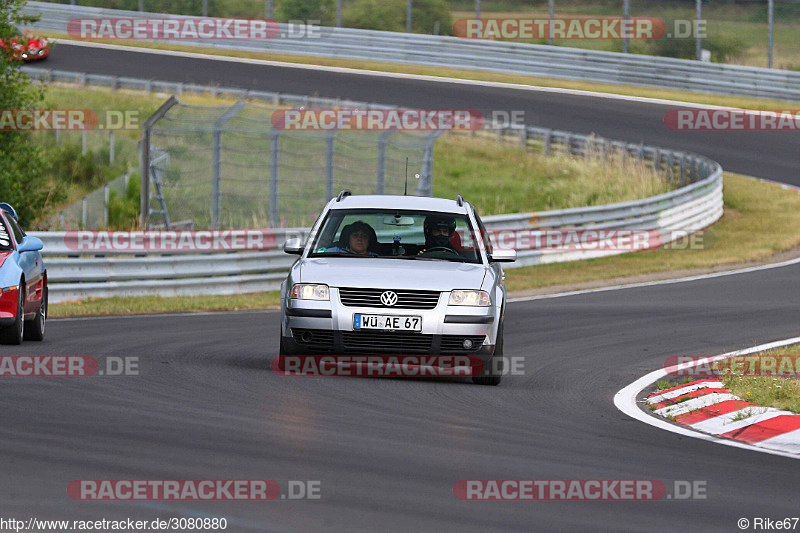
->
(3, 43, 800, 531)
(43, 43, 800, 185)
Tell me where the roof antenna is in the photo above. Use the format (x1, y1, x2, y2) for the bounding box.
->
(404, 157, 409, 196)
(403, 157, 408, 196)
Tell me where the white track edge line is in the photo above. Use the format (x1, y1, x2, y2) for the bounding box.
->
(614, 336, 800, 460)
(508, 255, 800, 303)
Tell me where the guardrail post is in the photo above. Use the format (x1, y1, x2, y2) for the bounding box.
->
(103, 185, 110, 228)
(652, 149, 661, 172)
(376, 130, 395, 195)
(81, 198, 87, 229)
(326, 130, 336, 199)
(269, 130, 280, 227)
(81, 130, 87, 155)
(519, 128, 527, 148)
(543, 130, 551, 156)
(566, 133, 573, 155)
(109, 131, 115, 165)
(666, 152, 674, 182)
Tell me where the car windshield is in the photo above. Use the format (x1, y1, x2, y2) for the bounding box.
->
(309, 209, 483, 264)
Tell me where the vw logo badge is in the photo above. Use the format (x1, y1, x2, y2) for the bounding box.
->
(380, 291, 398, 306)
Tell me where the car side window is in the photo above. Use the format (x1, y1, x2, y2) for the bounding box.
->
(473, 212, 493, 255)
(7, 216, 25, 245)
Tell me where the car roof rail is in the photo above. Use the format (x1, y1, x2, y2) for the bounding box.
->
(336, 190, 352, 202)
(456, 194, 464, 207)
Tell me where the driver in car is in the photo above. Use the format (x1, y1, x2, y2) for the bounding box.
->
(418, 215, 459, 255)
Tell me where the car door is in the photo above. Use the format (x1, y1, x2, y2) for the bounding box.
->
(7, 216, 43, 314)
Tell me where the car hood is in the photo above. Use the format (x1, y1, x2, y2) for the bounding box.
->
(297, 257, 487, 291)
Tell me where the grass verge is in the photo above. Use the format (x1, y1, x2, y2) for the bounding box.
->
(721, 346, 800, 414)
(51, 173, 800, 317)
(51, 292, 281, 318)
(41, 33, 794, 111)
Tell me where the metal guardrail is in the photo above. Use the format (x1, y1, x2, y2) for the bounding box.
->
(23, 1, 800, 101)
(32, 125, 722, 303)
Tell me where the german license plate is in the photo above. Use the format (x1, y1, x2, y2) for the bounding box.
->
(353, 314, 422, 332)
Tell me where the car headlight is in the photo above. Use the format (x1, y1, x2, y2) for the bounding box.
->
(449, 290, 490, 306)
(290, 284, 330, 301)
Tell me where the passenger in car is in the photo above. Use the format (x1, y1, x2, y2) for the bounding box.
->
(325, 221, 379, 256)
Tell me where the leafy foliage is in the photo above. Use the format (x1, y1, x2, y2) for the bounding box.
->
(0, 0, 51, 226)
(276, 0, 336, 26)
(344, 0, 453, 35)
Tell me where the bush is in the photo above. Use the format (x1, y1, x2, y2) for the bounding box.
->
(705, 34, 746, 63)
(648, 23, 745, 63)
(344, 0, 453, 35)
(107, 175, 141, 229)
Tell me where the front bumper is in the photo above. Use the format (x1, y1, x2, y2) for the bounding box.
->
(283, 288, 497, 362)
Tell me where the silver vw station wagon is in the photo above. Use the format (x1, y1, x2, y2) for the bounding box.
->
(279, 192, 515, 385)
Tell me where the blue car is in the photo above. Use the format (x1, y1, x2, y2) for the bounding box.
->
(0, 203, 47, 345)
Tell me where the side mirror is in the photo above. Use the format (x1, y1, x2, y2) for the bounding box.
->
(488, 249, 516, 263)
(18, 236, 43, 253)
(283, 238, 304, 255)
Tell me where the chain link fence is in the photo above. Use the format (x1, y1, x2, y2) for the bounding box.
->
(142, 99, 441, 230)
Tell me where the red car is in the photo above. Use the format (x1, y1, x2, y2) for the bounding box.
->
(0, 28, 49, 61)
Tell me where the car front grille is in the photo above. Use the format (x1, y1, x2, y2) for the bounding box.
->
(342, 331, 433, 353)
(338, 288, 441, 310)
(291, 329, 487, 355)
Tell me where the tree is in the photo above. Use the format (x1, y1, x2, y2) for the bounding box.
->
(276, 0, 335, 26)
(0, 0, 50, 226)
(344, 0, 453, 35)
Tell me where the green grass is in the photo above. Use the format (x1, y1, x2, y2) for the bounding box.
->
(722, 346, 800, 414)
(50, 291, 281, 317)
(505, 173, 800, 292)
(656, 380, 673, 391)
(434, 132, 671, 214)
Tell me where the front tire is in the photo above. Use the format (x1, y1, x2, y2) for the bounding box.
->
(0, 283, 24, 345)
(24, 286, 46, 341)
(473, 324, 503, 386)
